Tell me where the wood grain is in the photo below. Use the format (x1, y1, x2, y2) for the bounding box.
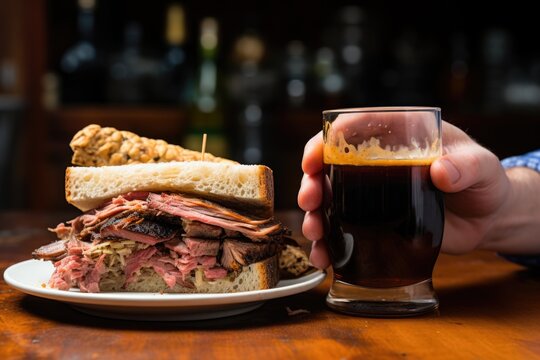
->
(1, 211, 539, 359)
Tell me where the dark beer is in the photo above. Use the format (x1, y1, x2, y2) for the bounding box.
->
(324, 163, 444, 288)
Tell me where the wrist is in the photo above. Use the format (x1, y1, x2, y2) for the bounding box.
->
(482, 167, 540, 253)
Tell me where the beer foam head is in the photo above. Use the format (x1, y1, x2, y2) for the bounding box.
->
(324, 131, 441, 166)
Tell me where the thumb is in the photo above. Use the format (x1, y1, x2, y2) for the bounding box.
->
(431, 145, 502, 193)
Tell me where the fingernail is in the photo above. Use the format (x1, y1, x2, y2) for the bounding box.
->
(440, 158, 461, 184)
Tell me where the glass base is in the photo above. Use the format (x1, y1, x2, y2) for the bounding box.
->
(326, 278, 438, 317)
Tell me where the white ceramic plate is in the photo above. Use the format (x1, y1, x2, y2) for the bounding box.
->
(3, 259, 326, 321)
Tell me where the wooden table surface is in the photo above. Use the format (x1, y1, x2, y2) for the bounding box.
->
(1, 210, 539, 360)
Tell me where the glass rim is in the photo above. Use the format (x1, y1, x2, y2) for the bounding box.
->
(322, 106, 441, 115)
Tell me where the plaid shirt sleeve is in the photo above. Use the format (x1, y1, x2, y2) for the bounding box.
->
(501, 149, 540, 172)
(499, 149, 540, 268)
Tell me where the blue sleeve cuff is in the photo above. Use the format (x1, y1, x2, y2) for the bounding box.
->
(501, 150, 540, 172)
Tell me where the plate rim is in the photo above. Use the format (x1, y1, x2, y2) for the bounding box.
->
(3, 259, 327, 308)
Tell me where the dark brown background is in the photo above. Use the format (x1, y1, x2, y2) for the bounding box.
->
(1, 0, 539, 212)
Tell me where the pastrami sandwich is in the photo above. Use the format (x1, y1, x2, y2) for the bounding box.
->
(33, 161, 287, 293)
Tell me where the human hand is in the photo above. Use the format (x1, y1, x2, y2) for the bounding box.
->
(298, 121, 512, 269)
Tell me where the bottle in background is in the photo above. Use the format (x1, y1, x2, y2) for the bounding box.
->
(157, 3, 190, 105)
(335, 6, 366, 105)
(108, 16, 168, 105)
(313, 47, 344, 109)
(284, 41, 309, 108)
(227, 30, 276, 164)
(480, 29, 536, 112)
(107, 22, 145, 103)
(382, 29, 438, 106)
(314, 6, 368, 108)
(184, 18, 229, 157)
(446, 32, 471, 111)
(59, 0, 105, 104)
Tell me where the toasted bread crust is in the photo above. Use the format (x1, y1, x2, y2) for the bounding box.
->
(258, 165, 274, 216)
(65, 161, 274, 217)
(253, 253, 280, 290)
(98, 255, 280, 293)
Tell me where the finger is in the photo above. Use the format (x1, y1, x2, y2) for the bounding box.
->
(302, 132, 324, 175)
(441, 121, 474, 147)
(309, 239, 331, 270)
(298, 173, 323, 212)
(431, 145, 503, 193)
(302, 210, 324, 241)
(441, 213, 485, 254)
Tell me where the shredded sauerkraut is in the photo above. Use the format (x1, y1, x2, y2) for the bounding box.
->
(84, 239, 149, 267)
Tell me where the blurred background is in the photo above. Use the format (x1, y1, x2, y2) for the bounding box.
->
(1, 0, 539, 212)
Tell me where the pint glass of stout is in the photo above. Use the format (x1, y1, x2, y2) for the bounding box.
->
(323, 107, 444, 317)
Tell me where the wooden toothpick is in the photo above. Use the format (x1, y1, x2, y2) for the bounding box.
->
(201, 133, 208, 161)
